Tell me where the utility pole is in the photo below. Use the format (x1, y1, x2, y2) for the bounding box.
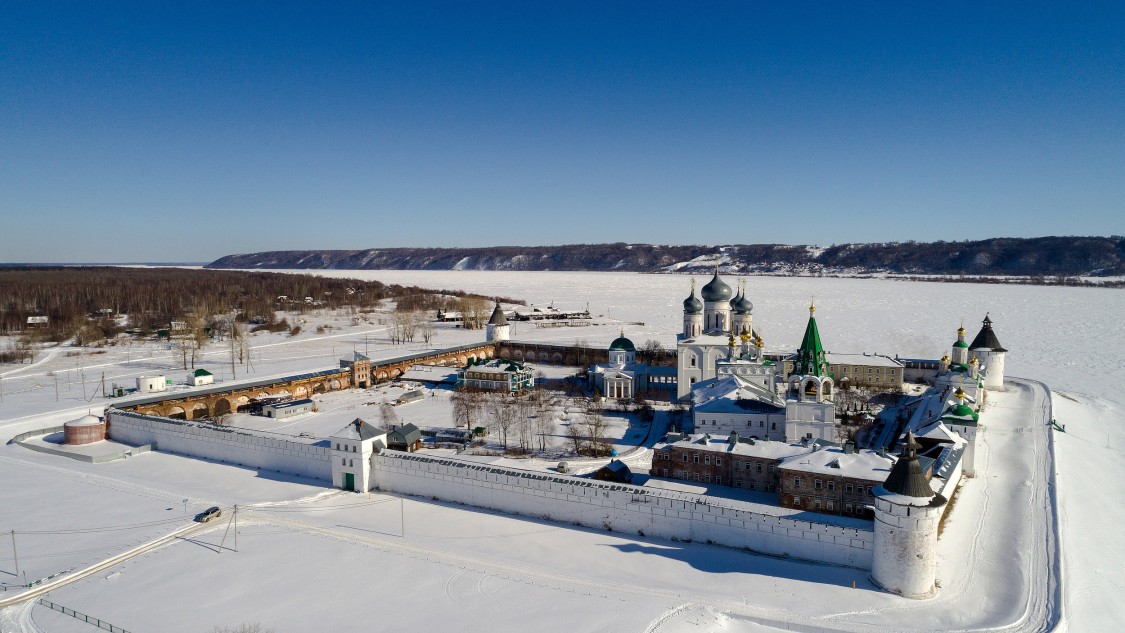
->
(100, 372, 106, 399)
(219, 506, 236, 554)
(233, 505, 238, 552)
(54, 374, 59, 401)
(10, 530, 18, 580)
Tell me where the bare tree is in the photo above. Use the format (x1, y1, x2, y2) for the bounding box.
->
(565, 420, 584, 455)
(583, 408, 610, 456)
(379, 402, 398, 428)
(483, 392, 518, 449)
(514, 395, 534, 451)
(451, 389, 476, 431)
(420, 318, 435, 345)
(534, 398, 555, 452)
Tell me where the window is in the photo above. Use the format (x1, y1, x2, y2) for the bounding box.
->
(759, 420, 764, 427)
(794, 477, 801, 488)
(704, 456, 710, 465)
(349, 459, 354, 467)
(814, 479, 823, 490)
(335, 443, 340, 450)
(693, 453, 699, 463)
(716, 476, 721, 485)
(827, 481, 836, 492)
(341, 457, 346, 465)
(814, 499, 821, 509)
(716, 458, 722, 467)
(704, 474, 711, 483)
(683, 454, 689, 463)
(690, 356, 697, 368)
(771, 422, 777, 430)
(662, 468, 668, 477)
(756, 463, 763, 473)
(845, 503, 854, 514)
(352, 444, 357, 452)
(827, 501, 835, 511)
(793, 496, 801, 505)
(845, 483, 854, 494)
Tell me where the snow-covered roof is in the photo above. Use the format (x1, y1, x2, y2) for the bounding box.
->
(691, 375, 785, 411)
(655, 434, 815, 461)
(820, 352, 904, 368)
(400, 364, 459, 384)
(333, 418, 386, 441)
(916, 421, 966, 445)
(65, 413, 103, 427)
(779, 446, 896, 481)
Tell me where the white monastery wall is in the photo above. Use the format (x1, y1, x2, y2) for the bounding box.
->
(106, 410, 332, 481)
(371, 452, 874, 569)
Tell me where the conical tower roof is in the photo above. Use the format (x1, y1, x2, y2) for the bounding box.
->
(791, 304, 829, 377)
(487, 301, 508, 326)
(969, 314, 1006, 352)
(881, 432, 935, 499)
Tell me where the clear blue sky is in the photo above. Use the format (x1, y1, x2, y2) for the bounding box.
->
(2, 2, 1123, 263)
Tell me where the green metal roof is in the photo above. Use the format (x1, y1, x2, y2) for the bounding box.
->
(953, 341, 968, 348)
(791, 307, 829, 377)
(941, 403, 980, 423)
(609, 336, 635, 352)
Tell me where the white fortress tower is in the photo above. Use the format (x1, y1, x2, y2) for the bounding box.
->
(485, 301, 510, 343)
(681, 279, 703, 339)
(968, 314, 1006, 390)
(871, 432, 947, 598)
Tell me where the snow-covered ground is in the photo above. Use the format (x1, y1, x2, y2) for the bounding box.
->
(1, 271, 1121, 632)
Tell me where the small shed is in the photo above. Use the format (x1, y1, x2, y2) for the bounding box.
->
(387, 423, 423, 452)
(396, 390, 425, 405)
(26, 316, 49, 328)
(191, 368, 214, 387)
(136, 375, 167, 394)
(593, 459, 633, 484)
(262, 398, 314, 419)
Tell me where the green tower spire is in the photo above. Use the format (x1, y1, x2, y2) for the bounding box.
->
(792, 303, 829, 377)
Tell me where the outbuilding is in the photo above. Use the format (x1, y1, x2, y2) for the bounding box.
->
(136, 375, 167, 394)
(191, 368, 214, 386)
(262, 398, 314, 419)
(63, 413, 106, 445)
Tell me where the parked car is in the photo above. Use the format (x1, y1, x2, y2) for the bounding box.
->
(195, 506, 222, 523)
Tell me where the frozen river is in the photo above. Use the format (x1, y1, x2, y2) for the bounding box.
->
(245, 268, 1125, 398)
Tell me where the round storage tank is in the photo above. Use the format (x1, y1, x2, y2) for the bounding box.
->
(64, 414, 106, 445)
(137, 375, 167, 393)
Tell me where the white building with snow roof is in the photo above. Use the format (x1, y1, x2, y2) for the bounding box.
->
(330, 418, 386, 492)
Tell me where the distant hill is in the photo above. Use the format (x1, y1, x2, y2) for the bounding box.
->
(206, 237, 1125, 279)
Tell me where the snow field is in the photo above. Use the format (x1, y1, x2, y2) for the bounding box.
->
(2, 271, 1123, 632)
